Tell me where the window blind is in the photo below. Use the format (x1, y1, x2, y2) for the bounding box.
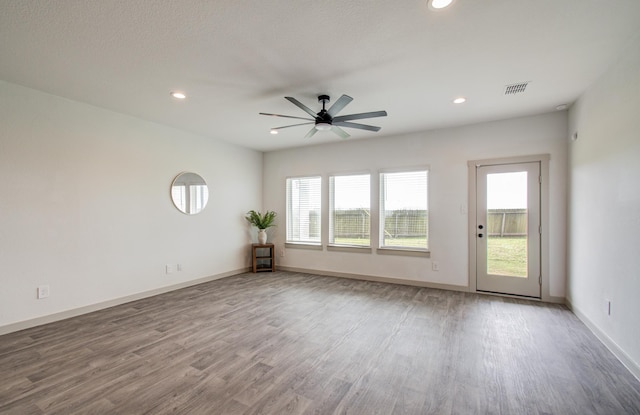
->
(286, 176, 321, 244)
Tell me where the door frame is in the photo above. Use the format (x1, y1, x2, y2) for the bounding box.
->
(467, 154, 551, 301)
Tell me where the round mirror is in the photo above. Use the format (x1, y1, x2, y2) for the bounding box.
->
(171, 172, 209, 215)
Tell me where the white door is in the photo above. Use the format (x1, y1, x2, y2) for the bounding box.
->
(475, 162, 541, 298)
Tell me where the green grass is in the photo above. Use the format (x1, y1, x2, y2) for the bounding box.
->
(333, 236, 427, 249)
(487, 236, 527, 277)
(332, 237, 370, 246)
(382, 236, 427, 249)
(333, 236, 527, 277)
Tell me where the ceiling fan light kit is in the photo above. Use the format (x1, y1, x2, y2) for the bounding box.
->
(260, 94, 387, 140)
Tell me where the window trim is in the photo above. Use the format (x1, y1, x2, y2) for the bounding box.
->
(328, 171, 372, 248)
(378, 166, 430, 254)
(285, 242, 323, 250)
(285, 175, 322, 246)
(328, 245, 372, 254)
(376, 247, 430, 257)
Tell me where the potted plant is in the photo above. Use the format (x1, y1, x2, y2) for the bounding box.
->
(245, 210, 277, 244)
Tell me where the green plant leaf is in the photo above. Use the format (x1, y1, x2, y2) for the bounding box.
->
(245, 210, 277, 229)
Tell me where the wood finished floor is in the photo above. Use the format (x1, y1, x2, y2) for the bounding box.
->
(1, 271, 640, 415)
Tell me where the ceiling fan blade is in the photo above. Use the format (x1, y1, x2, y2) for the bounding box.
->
(305, 127, 318, 139)
(259, 112, 314, 121)
(327, 94, 353, 117)
(285, 97, 317, 118)
(331, 126, 350, 139)
(333, 110, 387, 122)
(333, 121, 381, 132)
(271, 122, 314, 131)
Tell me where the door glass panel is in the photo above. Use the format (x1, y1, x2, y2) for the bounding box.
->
(486, 172, 528, 277)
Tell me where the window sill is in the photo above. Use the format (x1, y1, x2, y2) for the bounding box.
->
(285, 242, 323, 250)
(327, 245, 372, 254)
(376, 247, 431, 257)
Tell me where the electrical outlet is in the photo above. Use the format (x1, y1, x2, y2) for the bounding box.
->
(432, 261, 439, 271)
(166, 265, 174, 274)
(177, 263, 183, 272)
(280, 246, 285, 257)
(37, 285, 50, 299)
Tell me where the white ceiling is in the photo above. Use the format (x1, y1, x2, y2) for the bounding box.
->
(2, 0, 640, 152)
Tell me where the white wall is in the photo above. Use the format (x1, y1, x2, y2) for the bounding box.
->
(568, 32, 640, 376)
(263, 112, 568, 296)
(0, 81, 262, 332)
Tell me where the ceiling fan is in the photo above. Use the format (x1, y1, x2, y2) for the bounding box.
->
(260, 94, 387, 139)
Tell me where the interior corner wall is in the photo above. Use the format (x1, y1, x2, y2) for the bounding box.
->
(263, 111, 568, 295)
(567, 31, 640, 375)
(0, 81, 262, 332)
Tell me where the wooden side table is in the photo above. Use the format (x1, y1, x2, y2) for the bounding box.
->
(252, 243, 275, 273)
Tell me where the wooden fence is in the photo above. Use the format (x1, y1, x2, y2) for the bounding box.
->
(319, 209, 428, 239)
(307, 208, 525, 238)
(487, 208, 527, 236)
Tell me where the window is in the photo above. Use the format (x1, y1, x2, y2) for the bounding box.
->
(329, 174, 370, 247)
(380, 170, 428, 250)
(286, 176, 321, 244)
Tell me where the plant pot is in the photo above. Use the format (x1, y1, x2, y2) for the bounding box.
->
(258, 229, 267, 244)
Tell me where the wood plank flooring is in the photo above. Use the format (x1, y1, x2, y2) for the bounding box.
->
(1, 271, 640, 414)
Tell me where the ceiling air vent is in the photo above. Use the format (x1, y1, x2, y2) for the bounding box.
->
(504, 82, 529, 95)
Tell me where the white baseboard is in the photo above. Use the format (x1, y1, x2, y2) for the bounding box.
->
(277, 266, 470, 293)
(0, 268, 250, 336)
(297, 268, 638, 382)
(545, 295, 566, 304)
(8, 267, 633, 385)
(566, 298, 640, 382)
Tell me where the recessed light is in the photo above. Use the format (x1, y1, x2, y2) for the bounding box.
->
(170, 91, 186, 100)
(453, 97, 466, 104)
(429, 0, 454, 10)
(270, 129, 278, 135)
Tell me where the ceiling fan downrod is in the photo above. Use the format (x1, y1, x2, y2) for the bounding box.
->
(316, 95, 332, 130)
